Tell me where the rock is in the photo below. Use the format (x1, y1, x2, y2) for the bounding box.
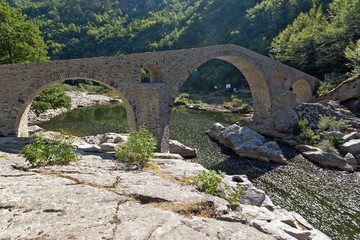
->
(342, 132, 360, 142)
(28, 125, 43, 135)
(274, 107, 299, 133)
(207, 123, 287, 164)
(299, 145, 320, 152)
(0, 143, 330, 240)
(187, 104, 205, 110)
(339, 139, 360, 153)
(344, 153, 358, 165)
(223, 175, 266, 207)
(169, 140, 197, 158)
(99, 143, 119, 152)
(328, 131, 344, 139)
(153, 152, 183, 160)
(302, 151, 353, 171)
(100, 132, 128, 144)
(294, 100, 360, 130)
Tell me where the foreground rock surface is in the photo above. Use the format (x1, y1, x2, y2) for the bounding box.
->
(0, 138, 329, 240)
(207, 123, 288, 164)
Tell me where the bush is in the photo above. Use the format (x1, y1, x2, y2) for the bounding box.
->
(174, 93, 202, 106)
(318, 139, 339, 154)
(239, 103, 251, 113)
(292, 119, 317, 145)
(191, 170, 246, 206)
(115, 124, 157, 167)
(317, 115, 349, 131)
(31, 83, 71, 116)
(20, 135, 78, 167)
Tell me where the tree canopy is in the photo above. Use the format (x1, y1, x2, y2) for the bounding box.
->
(0, 0, 48, 64)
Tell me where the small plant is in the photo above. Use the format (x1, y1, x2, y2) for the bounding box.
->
(20, 135, 78, 167)
(191, 170, 246, 206)
(292, 119, 318, 145)
(224, 186, 246, 206)
(191, 170, 225, 195)
(239, 103, 251, 113)
(115, 124, 157, 168)
(318, 139, 339, 154)
(317, 115, 349, 131)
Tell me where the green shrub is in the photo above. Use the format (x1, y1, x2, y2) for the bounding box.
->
(191, 170, 225, 195)
(317, 115, 350, 131)
(318, 139, 339, 154)
(292, 119, 317, 145)
(115, 124, 157, 167)
(191, 170, 246, 206)
(31, 83, 71, 116)
(20, 135, 78, 167)
(239, 103, 251, 113)
(174, 93, 202, 106)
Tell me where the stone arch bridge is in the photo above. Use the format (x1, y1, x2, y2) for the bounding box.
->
(0, 44, 319, 151)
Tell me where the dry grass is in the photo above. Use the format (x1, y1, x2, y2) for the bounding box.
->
(149, 201, 216, 218)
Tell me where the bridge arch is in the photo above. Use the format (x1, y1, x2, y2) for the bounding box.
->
(13, 72, 136, 137)
(291, 79, 313, 103)
(169, 50, 272, 121)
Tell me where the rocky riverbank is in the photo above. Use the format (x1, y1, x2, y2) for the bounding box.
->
(0, 136, 330, 240)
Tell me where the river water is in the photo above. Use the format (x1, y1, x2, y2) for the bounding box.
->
(40, 104, 360, 240)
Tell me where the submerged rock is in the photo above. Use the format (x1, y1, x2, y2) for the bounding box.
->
(207, 123, 287, 164)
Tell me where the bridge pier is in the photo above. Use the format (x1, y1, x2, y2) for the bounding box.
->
(135, 82, 170, 152)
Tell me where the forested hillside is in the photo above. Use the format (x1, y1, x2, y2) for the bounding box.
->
(3, 0, 360, 89)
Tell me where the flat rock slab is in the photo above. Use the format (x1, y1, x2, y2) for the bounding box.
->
(0, 149, 330, 240)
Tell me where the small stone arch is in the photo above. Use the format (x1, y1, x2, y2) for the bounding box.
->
(143, 64, 163, 83)
(14, 72, 136, 137)
(291, 79, 313, 103)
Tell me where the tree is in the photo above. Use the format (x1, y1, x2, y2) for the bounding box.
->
(345, 39, 360, 74)
(0, 0, 48, 64)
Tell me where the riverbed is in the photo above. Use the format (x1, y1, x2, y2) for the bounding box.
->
(39, 104, 360, 240)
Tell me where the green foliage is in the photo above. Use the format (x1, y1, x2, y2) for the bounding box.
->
(270, 0, 360, 78)
(20, 135, 78, 167)
(0, 0, 48, 64)
(292, 119, 317, 145)
(344, 39, 360, 74)
(174, 93, 202, 106)
(191, 170, 225, 195)
(115, 124, 157, 167)
(191, 170, 246, 206)
(239, 103, 251, 113)
(31, 83, 71, 115)
(318, 139, 339, 154)
(317, 114, 350, 131)
(141, 68, 151, 83)
(224, 185, 246, 206)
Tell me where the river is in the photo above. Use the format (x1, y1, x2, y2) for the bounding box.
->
(39, 104, 360, 240)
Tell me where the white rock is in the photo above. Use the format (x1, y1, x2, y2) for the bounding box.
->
(99, 143, 119, 152)
(339, 139, 360, 153)
(208, 123, 287, 164)
(169, 140, 197, 158)
(302, 151, 353, 171)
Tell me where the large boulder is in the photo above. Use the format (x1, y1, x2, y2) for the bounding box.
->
(207, 123, 287, 164)
(302, 151, 353, 171)
(169, 140, 197, 158)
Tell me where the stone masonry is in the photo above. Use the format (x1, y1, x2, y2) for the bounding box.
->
(0, 44, 319, 151)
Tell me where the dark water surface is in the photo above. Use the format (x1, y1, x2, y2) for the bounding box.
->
(40, 105, 360, 240)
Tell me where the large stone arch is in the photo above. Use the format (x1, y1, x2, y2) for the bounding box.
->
(168, 50, 272, 121)
(13, 72, 136, 137)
